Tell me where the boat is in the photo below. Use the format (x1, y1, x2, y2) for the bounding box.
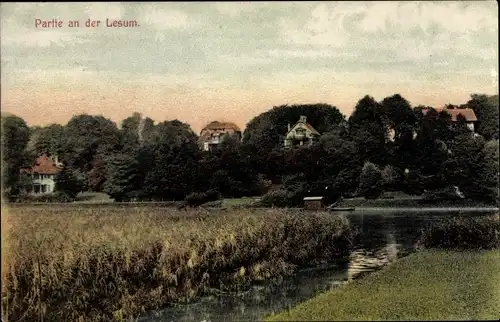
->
(328, 207, 355, 212)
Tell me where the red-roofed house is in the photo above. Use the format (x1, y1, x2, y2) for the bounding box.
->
(199, 121, 242, 151)
(284, 115, 321, 148)
(21, 154, 63, 194)
(422, 107, 478, 132)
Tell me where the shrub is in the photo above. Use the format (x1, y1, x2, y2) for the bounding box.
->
(182, 189, 222, 208)
(381, 165, 400, 191)
(416, 214, 500, 250)
(12, 191, 76, 203)
(55, 166, 83, 198)
(357, 162, 384, 199)
(259, 189, 289, 207)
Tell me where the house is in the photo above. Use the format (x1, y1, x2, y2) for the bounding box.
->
(422, 107, 478, 132)
(199, 121, 242, 151)
(303, 196, 325, 210)
(283, 115, 321, 148)
(21, 154, 63, 194)
(388, 107, 479, 142)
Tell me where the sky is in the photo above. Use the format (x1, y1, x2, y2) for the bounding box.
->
(1, 1, 498, 133)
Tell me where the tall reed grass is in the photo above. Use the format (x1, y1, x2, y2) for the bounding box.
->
(416, 214, 499, 250)
(2, 206, 355, 322)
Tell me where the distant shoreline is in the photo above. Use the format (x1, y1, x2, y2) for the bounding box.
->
(3, 202, 499, 214)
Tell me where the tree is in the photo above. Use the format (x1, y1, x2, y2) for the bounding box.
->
(357, 162, 384, 199)
(448, 134, 498, 202)
(62, 114, 121, 173)
(209, 135, 260, 197)
(242, 103, 345, 177)
(381, 94, 417, 170)
(103, 152, 147, 202)
(348, 95, 389, 166)
(466, 94, 499, 141)
(119, 113, 155, 153)
(1, 115, 31, 196)
(142, 120, 202, 200)
(27, 124, 65, 157)
(54, 166, 84, 198)
(318, 131, 362, 201)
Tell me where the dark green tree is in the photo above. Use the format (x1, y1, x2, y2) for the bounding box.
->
(466, 94, 499, 141)
(348, 95, 389, 165)
(54, 166, 84, 198)
(243, 103, 345, 177)
(357, 161, 384, 199)
(142, 120, 202, 200)
(62, 114, 121, 173)
(1, 114, 31, 196)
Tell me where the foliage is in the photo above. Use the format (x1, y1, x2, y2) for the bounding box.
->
(142, 120, 202, 201)
(4, 206, 355, 322)
(467, 94, 499, 140)
(417, 215, 500, 250)
(357, 162, 384, 199)
(54, 166, 84, 198)
(1, 115, 31, 195)
(348, 95, 388, 165)
(259, 189, 292, 207)
(13, 191, 76, 203)
(182, 189, 221, 208)
(61, 114, 121, 173)
(27, 123, 65, 157)
(3, 92, 499, 204)
(381, 165, 400, 191)
(243, 104, 345, 177)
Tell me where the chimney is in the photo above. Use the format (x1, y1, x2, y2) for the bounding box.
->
(287, 123, 291, 132)
(299, 115, 307, 123)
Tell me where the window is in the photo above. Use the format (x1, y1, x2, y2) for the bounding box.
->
(41, 185, 47, 193)
(33, 173, 40, 180)
(33, 184, 41, 194)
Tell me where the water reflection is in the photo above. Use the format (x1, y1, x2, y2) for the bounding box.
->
(140, 211, 495, 322)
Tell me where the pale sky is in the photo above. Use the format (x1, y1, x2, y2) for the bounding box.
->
(1, 2, 498, 133)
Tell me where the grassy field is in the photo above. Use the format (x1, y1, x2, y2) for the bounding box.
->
(1, 205, 355, 322)
(266, 250, 500, 321)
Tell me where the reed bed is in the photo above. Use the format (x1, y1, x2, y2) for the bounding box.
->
(2, 206, 355, 322)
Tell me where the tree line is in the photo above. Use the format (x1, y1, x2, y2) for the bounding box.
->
(1, 93, 498, 204)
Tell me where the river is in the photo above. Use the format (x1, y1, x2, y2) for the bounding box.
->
(139, 210, 496, 322)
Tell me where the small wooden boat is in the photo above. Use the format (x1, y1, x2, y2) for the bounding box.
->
(328, 207, 355, 212)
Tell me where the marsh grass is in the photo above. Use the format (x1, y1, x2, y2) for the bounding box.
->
(417, 214, 500, 250)
(2, 206, 355, 322)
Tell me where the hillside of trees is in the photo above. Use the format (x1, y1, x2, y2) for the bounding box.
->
(1, 93, 499, 204)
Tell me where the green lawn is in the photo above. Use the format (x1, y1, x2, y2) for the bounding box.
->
(266, 250, 500, 321)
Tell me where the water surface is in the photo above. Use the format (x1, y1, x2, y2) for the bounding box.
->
(140, 211, 495, 322)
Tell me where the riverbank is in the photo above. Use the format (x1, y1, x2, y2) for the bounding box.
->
(266, 250, 500, 321)
(2, 207, 355, 322)
(338, 197, 498, 209)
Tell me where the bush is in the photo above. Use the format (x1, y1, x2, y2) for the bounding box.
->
(182, 189, 221, 208)
(357, 162, 384, 199)
(259, 189, 289, 207)
(13, 191, 76, 203)
(381, 165, 400, 191)
(416, 214, 500, 250)
(55, 166, 84, 198)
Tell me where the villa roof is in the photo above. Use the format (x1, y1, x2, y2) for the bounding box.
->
(286, 116, 320, 136)
(22, 154, 62, 175)
(201, 121, 241, 133)
(422, 108, 478, 122)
